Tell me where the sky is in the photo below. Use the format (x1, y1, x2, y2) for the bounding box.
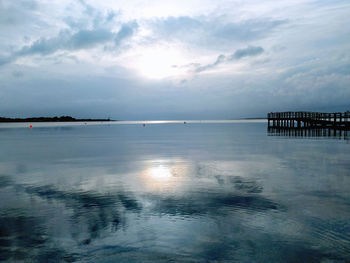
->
(0, 0, 349, 120)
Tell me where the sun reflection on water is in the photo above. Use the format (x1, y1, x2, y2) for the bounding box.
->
(149, 165, 172, 181)
(140, 160, 188, 192)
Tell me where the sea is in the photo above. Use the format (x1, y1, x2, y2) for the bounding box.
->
(0, 120, 349, 262)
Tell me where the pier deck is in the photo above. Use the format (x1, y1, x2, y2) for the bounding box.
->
(267, 111, 350, 129)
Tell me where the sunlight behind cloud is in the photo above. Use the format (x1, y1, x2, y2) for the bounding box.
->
(134, 47, 187, 79)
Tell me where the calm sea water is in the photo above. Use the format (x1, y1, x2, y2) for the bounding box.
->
(0, 121, 349, 262)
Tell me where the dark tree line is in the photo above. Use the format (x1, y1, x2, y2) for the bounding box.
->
(0, 116, 112, 122)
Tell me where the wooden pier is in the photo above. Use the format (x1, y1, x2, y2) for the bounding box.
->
(267, 111, 350, 129)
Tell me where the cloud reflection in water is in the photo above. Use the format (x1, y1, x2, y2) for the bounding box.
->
(0, 123, 349, 262)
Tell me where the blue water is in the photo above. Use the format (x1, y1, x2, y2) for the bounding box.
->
(0, 121, 349, 262)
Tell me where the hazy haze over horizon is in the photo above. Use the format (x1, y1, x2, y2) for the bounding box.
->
(0, 0, 349, 120)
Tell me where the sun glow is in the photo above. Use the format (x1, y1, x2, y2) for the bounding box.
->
(135, 47, 187, 79)
(139, 159, 189, 192)
(140, 164, 174, 191)
(149, 165, 172, 181)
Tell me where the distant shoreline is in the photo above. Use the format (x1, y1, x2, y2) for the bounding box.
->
(0, 116, 267, 123)
(0, 116, 114, 123)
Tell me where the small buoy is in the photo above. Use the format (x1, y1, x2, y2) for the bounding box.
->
(143, 123, 146, 127)
(29, 125, 32, 128)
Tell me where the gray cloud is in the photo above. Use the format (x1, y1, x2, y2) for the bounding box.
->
(195, 46, 264, 72)
(115, 22, 138, 46)
(12, 71, 24, 78)
(196, 54, 226, 72)
(0, 0, 38, 26)
(69, 29, 114, 49)
(213, 19, 287, 41)
(151, 16, 201, 35)
(1, 60, 349, 120)
(0, 0, 138, 66)
(150, 16, 287, 48)
(0, 23, 137, 66)
(230, 46, 264, 60)
(64, 0, 118, 30)
(0, 56, 12, 66)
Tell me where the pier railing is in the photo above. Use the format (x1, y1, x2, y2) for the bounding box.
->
(267, 111, 350, 129)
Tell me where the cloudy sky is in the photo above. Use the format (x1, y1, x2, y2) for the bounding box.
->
(0, 0, 349, 119)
